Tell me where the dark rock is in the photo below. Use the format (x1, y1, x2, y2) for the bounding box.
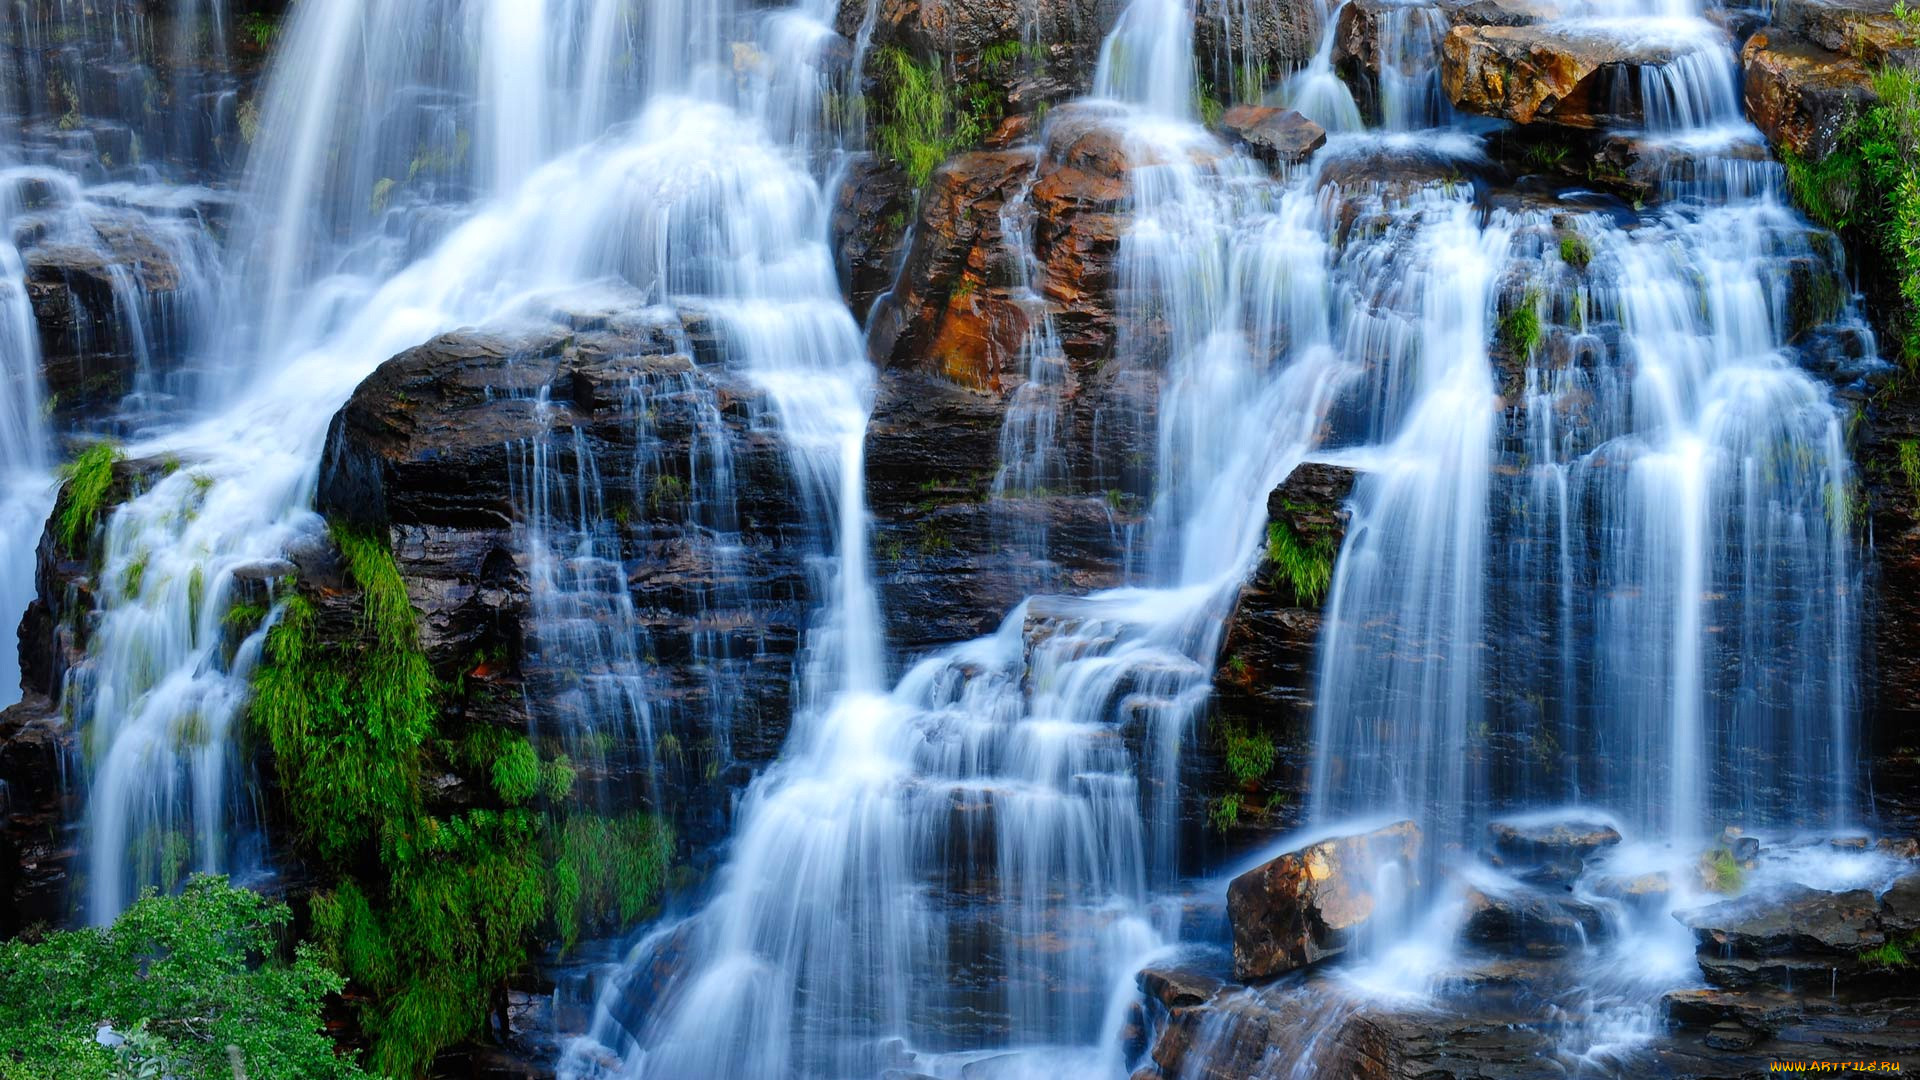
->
(1460, 883, 1610, 958)
(1137, 965, 1224, 1010)
(832, 154, 915, 323)
(1487, 815, 1621, 864)
(1673, 881, 1917, 989)
(23, 213, 199, 427)
(1195, 0, 1323, 102)
(1218, 105, 1327, 168)
(1225, 819, 1422, 981)
(0, 694, 77, 936)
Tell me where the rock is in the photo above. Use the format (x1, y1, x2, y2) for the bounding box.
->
(832, 154, 914, 323)
(1588, 871, 1672, 914)
(1673, 881, 1913, 989)
(1460, 883, 1610, 958)
(1225, 819, 1422, 981)
(318, 308, 813, 848)
(0, 694, 77, 936)
(1441, 23, 1708, 127)
(1195, 0, 1323, 101)
(23, 211, 203, 427)
(1219, 105, 1327, 167)
(1487, 815, 1621, 864)
(1742, 29, 1878, 158)
(1137, 965, 1224, 1010)
(1771, 0, 1920, 65)
(867, 148, 1036, 387)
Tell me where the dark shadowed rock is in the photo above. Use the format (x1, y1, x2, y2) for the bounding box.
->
(1138, 965, 1225, 1010)
(1460, 883, 1610, 958)
(1674, 880, 1917, 989)
(1226, 819, 1422, 981)
(833, 154, 915, 323)
(1487, 815, 1621, 864)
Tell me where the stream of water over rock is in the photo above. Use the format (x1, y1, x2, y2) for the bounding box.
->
(0, 0, 1890, 1074)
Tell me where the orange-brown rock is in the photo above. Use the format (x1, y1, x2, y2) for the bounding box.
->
(1440, 24, 1695, 127)
(1742, 29, 1878, 157)
(1225, 819, 1422, 981)
(1219, 104, 1327, 167)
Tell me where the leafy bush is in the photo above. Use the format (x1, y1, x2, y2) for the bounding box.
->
(0, 876, 368, 1080)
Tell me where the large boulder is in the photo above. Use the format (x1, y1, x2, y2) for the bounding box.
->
(1771, 0, 1920, 66)
(1460, 883, 1610, 957)
(1742, 29, 1878, 158)
(1225, 819, 1422, 981)
(1674, 876, 1920, 989)
(1441, 23, 1706, 127)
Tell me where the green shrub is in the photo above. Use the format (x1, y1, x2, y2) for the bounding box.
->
(1500, 288, 1545, 357)
(0, 876, 368, 1080)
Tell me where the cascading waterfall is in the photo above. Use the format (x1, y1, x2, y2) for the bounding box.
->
(0, 0, 1883, 1073)
(69, 0, 876, 920)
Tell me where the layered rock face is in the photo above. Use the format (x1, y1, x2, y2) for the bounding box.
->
(317, 306, 813, 846)
(863, 104, 1150, 655)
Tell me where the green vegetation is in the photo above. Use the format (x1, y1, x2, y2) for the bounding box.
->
(251, 525, 672, 1076)
(239, 12, 277, 50)
(1862, 932, 1919, 968)
(1208, 720, 1282, 834)
(1702, 846, 1745, 894)
(1558, 232, 1592, 270)
(1221, 721, 1277, 788)
(1499, 288, 1545, 357)
(0, 876, 368, 1080)
(871, 43, 1034, 188)
(1265, 513, 1336, 607)
(57, 441, 122, 550)
(1901, 439, 1920, 507)
(1785, 65, 1920, 368)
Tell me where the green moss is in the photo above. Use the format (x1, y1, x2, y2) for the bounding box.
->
(549, 813, 674, 953)
(1861, 932, 1919, 968)
(871, 46, 1000, 188)
(1207, 791, 1242, 834)
(1500, 288, 1545, 357)
(1703, 847, 1745, 894)
(57, 441, 122, 551)
(1558, 233, 1592, 270)
(1900, 439, 1920, 506)
(1266, 518, 1335, 607)
(491, 738, 540, 804)
(1220, 720, 1277, 788)
(253, 524, 674, 1075)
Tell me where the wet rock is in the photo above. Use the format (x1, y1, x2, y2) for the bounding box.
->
(833, 154, 915, 323)
(1460, 883, 1610, 958)
(0, 694, 77, 937)
(1137, 965, 1225, 1010)
(1673, 881, 1914, 989)
(23, 213, 196, 427)
(1195, 0, 1324, 100)
(1588, 870, 1672, 914)
(1218, 105, 1327, 168)
(1487, 815, 1621, 864)
(868, 148, 1035, 388)
(1742, 29, 1877, 158)
(1225, 819, 1422, 981)
(1441, 24, 1705, 127)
